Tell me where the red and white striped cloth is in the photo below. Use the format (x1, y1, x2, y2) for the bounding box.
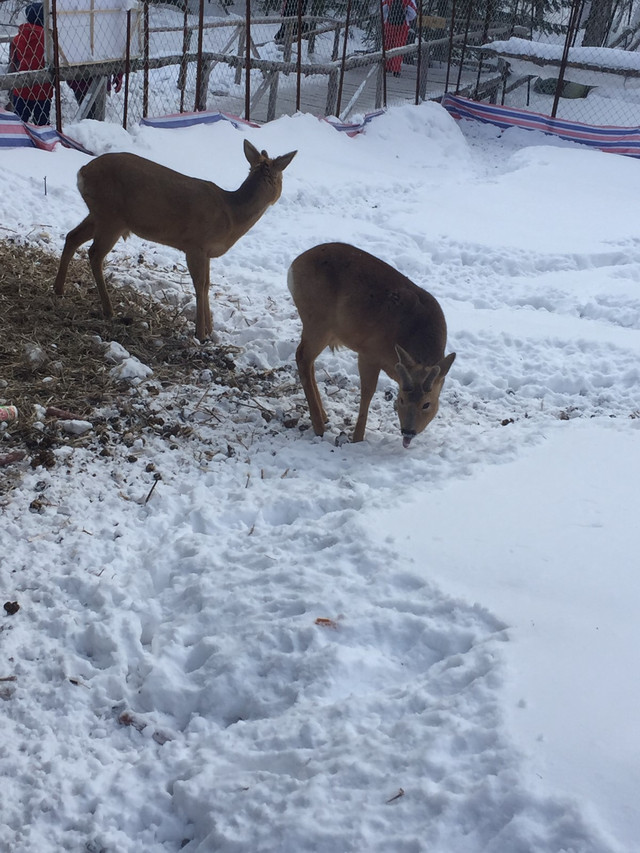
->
(442, 94, 640, 158)
(0, 108, 89, 152)
(7, 95, 639, 159)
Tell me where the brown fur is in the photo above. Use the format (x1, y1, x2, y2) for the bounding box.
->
(54, 140, 297, 341)
(288, 242, 455, 446)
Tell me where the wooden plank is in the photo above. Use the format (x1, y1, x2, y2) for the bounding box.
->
(417, 15, 447, 29)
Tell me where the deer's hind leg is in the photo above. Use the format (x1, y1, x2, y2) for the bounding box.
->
(87, 224, 126, 319)
(203, 262, 212, 338)
(54, 215, 95, 297)
(295, 331, 331, 436)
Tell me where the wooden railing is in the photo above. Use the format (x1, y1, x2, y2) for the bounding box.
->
(0, 18, 527, 124)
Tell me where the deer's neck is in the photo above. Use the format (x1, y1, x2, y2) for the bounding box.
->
(226, 168, 277, 233)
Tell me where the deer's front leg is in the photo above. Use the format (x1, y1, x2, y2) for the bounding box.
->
(353, 357, 380, 443)
(186, 249, 210, 342)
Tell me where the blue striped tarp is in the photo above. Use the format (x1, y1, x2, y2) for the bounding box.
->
(4, 97, 640, 157)
(140, 108, 385, 137)
(442, 94, 640, 158)
(0, 108, 90, 153)
(0, 109, 38, 149)
(140, 110, 260, 130)
(322, 109, 386, 136)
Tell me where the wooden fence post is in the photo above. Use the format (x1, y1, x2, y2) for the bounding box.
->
(326, 67, 339, 114)
(268, 70, 279, 120)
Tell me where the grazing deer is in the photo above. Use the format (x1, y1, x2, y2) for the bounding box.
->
(54, 140, 297, 341)
(288, 242, 456, 447)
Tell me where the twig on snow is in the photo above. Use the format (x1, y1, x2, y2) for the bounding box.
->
(144, 472, 162, 504)
(386, 788, 405, 804)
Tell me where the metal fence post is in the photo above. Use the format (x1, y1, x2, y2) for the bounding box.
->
(455, 0, 473, 93)
(474, 0, 493, 98)
(195, 0, 206, 110)
(336, 0, 352, 118)
(245, 0, 251, 120)
(414, 0, 423, 105)
(379, 0, 387, 107)
(143, 0, 150, 118)
(551, 0, 581, 118)
(49, 0, 63, 133)
(123, 10, 131, 129)
(444, 0, 456, 93)
(296, 0, 303, 111)
(179, 2, 190, 112)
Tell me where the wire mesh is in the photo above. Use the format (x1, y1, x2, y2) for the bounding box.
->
(490, 0, 640, 129)
(2, 0, 640, 133)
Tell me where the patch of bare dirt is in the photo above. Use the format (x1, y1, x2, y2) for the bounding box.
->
(0, 239, 295, 485)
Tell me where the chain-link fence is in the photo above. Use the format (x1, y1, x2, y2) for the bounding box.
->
(1, 0, 640, 132)
(477, 0, 640, 128)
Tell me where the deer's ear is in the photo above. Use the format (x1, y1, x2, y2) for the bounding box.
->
(438, 352, 456, 377)
(243, 139, 262, 166)
(395, 344, 417, 369)
(273, 150, 297, 172)
(421, 365, 440, 392)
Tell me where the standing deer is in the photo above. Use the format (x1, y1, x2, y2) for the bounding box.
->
(54, 139, 297, 341)
(288, 242, 456, 447)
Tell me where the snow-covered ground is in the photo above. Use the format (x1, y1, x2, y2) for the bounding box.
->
(1, 103, 639, 852)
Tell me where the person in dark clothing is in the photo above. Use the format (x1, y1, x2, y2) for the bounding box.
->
(67, 73, 123, 120)
(68, 78, 97, 119)
(9, 3, 53, 126)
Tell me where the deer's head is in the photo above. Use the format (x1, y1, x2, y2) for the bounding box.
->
(394, 346, 456, 448)
(243, 139, 297, 205)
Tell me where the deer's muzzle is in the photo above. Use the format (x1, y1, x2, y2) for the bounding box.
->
(401, 431, 415, 449)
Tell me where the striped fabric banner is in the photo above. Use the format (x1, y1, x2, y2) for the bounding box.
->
(9, 96, 639, 157)
(1, 106, 384, 153)
(140, 110, 260, 131)
(23, 122, 66, 152)
(441, 94, 640, 158)
(322, 109, 386, 137)
(0, 108, 90, 153)
(141, 108, 386, 137)
(0, 109, 36, 149)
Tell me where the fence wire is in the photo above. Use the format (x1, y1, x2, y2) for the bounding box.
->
(488, 0, 640, 129)
(2, 0, 640, 133)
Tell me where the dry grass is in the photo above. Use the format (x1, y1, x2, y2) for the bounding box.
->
(0, 238, 287, 473)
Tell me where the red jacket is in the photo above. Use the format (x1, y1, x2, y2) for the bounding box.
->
(10, 22, 53, 101)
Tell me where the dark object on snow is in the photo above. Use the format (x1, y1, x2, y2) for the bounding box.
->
(4, 601, 20, 615)
(0, 451, 26, 467)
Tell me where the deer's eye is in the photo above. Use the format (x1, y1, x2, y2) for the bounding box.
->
(422, 402, 431, 410)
